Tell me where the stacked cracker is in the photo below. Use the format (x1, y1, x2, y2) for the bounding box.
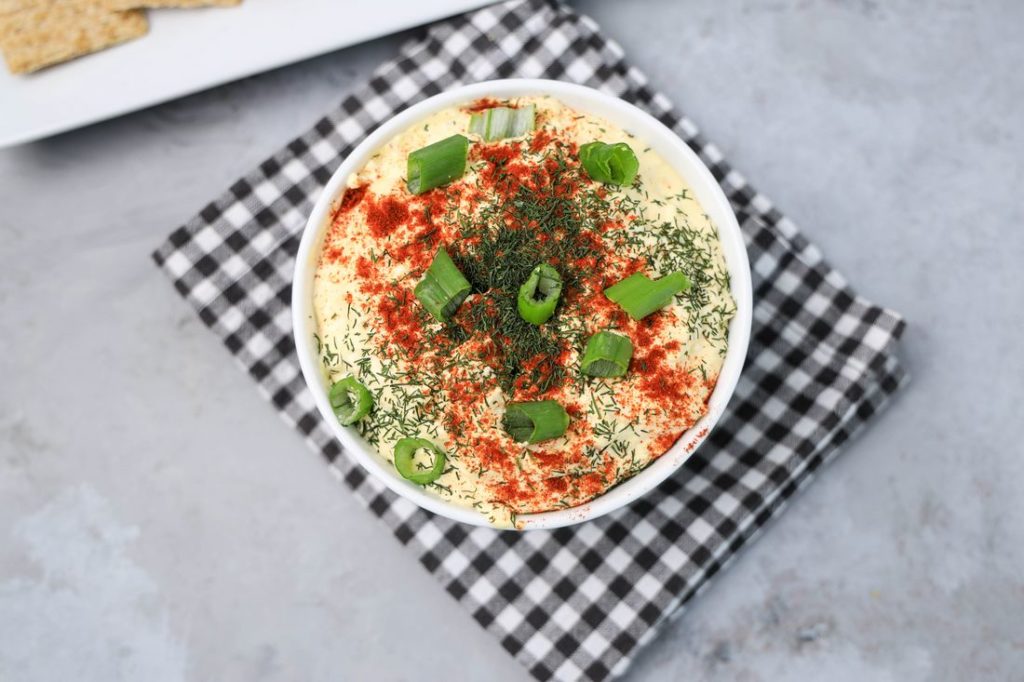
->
(0, 0, 241, 75)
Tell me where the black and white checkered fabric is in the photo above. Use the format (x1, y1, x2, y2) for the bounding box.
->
(153, 1, 907, 679)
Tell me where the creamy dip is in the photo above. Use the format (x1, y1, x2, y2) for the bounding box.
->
(313, 95, 735, 527)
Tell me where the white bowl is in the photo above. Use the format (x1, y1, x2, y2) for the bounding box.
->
(292, 79, 752, 530)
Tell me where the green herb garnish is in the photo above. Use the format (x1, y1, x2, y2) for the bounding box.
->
(407, 134, 469, 194)
(517, 263, 562, 325)
(578, 141, 639, 186)
(468, 105, 535, 141)
(580, 331, 633, 377)
(604, 271, 690, 320)
(394, 437, 446, 484)
(415, 246, 472, 322)
(328, 376, 374, 425)
(502, 400, 570, 443)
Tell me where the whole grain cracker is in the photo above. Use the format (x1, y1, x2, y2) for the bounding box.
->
(0, 0, 106, 15)
(101, 0, 241, 8)
(0, 3, 148, 74)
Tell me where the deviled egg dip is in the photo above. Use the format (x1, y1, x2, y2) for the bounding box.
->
(312, 95, 735, 527)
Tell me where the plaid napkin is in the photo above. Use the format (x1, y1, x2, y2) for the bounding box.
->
(153, 1, 907, 679)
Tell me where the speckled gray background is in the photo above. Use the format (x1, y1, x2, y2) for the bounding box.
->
(2, 1, 1022, 680)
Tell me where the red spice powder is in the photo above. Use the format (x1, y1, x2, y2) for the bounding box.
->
(321, 190, 374, 265)
(329, 184, 368, 225)
(576, 472, 605, 498)
(475, 433, 516, 474)
(626, 315, 695, 409)
(684, 426, 710, 453)
(578, 286, 630, 329)
(529, 128, 556, 153)
(530, 449, 568, 472)
(376, 287, 424, 356)
(492, 480, 531, 508)
(543, 476, 569, 494)
(475, 143, 519, 165)
(464, 97, 519, 113)
(471, 142, 538, 198)
(653, 429, 684, 455)
(385, 186, 460, 272)
(472, 143, 526, 188)
(511, 352, 562, 400)
(350, 245, 425, 356)
(364, 194, 410, 239)
(321, 244, 344, 265)
(353, 256, 374, 280)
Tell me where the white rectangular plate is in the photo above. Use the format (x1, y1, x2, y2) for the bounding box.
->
(0, 0, 493, 148)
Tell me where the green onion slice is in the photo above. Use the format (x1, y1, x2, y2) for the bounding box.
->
(604, 271, 691, 320)
(468, 104, 536, 141)
(407, 134, 469, 195)
(414, 246, 472, 322)
(502, 400, 570, 444)
(581, 331, 633, 378)
(393, 437, 447, 485)
(328, 376, 374, 425)
(578, 141, 640, 186)
(517, 263, 562, 325)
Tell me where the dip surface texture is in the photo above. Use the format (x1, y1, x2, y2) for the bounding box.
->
(313, 96, 735, 526)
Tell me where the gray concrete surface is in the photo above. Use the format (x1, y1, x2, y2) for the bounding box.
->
(2, 1, 1022, 680)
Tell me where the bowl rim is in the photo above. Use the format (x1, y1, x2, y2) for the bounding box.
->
(292, 78, 752, 530)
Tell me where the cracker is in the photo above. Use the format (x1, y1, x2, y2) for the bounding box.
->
(100, 0, 241, 8)
(0, 3, 148, 74)
(0, 0, 102, 15)
(0, 1, 30, 14)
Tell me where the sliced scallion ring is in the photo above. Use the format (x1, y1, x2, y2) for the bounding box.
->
(502, 400, 570, 444)
(414, 246, 472, 322)
(578, 141, 640, 186)
(603, 271, 691, 320)
(517, 263, 562, 325)
(406, 134, 469, 195)
(581, 331, 633, 378)
(468, 104, 536, 141)
(328, 376, 374, 425)
(393, 437, 447, 485)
